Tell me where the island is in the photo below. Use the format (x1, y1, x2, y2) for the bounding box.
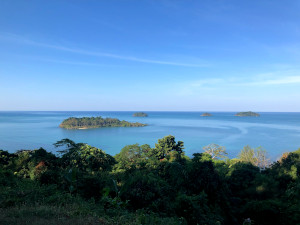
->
(235, 111, 260, 117)
(133, 112, 148, 117)
(59, 116, 147, 129)
(201, 113, 212, 117)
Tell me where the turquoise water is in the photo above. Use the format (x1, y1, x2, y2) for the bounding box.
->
(0, 111, 300, 160)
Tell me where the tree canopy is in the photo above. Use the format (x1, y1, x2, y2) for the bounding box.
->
(152, 135, 185, 161)
(1, 136, 300, 225)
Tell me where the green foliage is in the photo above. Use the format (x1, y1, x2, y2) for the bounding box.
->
(120, 170, 171, 210)
(187, 153, 222, 197)
(0, 204, 183, 225)
(152, 135, 185, 161)
(114, 144, 152, 171)
(227, 162, 260, 198)
(59, 116, 147, 129)
(77, 173, 110, 200)
(174, 192, 221, 225)
(11, 148, 58, 180)
(54, 139, 116, 172)
(102, 179, 129, 210)
(268, 148, 300, 194)
(0, 150, 16, 169)
(1, 137, 300, 224)
(242, 200, 282, 225)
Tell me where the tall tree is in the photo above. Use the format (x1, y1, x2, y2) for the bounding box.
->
(238, 145, 270, 170)
(152, 135, 184, 161)
(203, 143, 228, 160)
(114, 144, 151, 170)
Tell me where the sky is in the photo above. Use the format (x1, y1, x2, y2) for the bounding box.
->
(0, 0, 300, 111)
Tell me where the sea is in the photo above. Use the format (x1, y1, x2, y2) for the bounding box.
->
(0, 111, 300, 160)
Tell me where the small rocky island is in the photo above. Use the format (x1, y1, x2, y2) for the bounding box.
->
(235, 111, 260, 117)
(59, 116, 147, 129)
(133, 112, 148, 117)
(201, 113, 212, 117)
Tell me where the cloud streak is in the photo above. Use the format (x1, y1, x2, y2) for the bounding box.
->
(189, 75, 300, 88)
(244, 75, 300, 86)
(177, 73, 300, 96)
(0, 33, 208, 67)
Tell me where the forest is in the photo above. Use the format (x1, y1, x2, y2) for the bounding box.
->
(1, 135, 300, 225)
(59, 116, 147, 129)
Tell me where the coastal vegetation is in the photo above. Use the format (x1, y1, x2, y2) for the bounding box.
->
(201, 113, 212, 117)
(59, 116, 147, 129)
(235, 111, 260, 117)
(1, 136, 300, 224)
(133, 112, 148, 117)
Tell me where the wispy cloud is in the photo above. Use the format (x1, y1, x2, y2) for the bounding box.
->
(189, 78, 224, 87)
(176, 72, 300, 96)
(0, 33, 208, 67)
(247, 75, 300, 86)
(33, 58, 116, 67)
(189, 74, 300, 88)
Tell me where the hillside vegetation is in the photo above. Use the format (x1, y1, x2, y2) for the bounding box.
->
(1, 136, 300, 224)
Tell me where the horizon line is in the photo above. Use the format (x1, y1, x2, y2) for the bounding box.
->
(0, 110, 300, 113)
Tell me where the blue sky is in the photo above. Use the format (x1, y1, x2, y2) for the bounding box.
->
(0, 0, 300, 111)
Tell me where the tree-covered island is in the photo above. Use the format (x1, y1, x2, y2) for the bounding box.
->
(201, 113, 212, 117)
(235, 111, 260, 117)
(59, 116, 147, 129)
(133, 112, 148, 117)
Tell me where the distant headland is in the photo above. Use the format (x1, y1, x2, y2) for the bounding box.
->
(59, 116, 147, 129)
(133, 112, 148, 117)
(235, 111, 260, 117)
(201, 113, 212, 117)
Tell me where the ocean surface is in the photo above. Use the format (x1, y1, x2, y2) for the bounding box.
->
(0, 111, 300, 160)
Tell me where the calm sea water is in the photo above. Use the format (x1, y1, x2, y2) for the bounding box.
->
(0, 111, 300, 160)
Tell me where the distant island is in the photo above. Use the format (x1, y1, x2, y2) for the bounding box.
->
(235, 111, 260, 117)
(59, 116, 147, 129)
(133, 112, 148, 117)
(201, 113, 212, 117)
